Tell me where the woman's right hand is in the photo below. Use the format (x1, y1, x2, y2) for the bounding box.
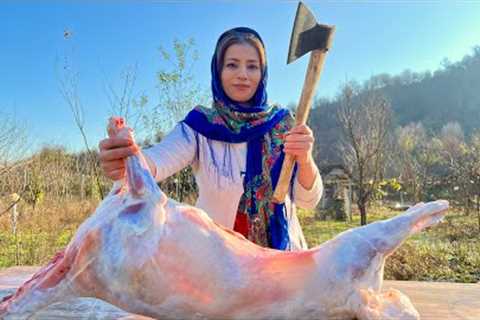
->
(98, 138, 140, 180)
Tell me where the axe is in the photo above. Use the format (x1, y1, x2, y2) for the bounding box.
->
(273, 2, 335, 203)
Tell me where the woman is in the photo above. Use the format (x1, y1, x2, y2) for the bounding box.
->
(99, 27, 323, 250)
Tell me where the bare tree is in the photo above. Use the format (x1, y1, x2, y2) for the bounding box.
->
(0, 112, 29, 177)
(336, 82, 393, 225)
(0, 112, 32, 218)
(103, 63, 148, 136)
(56, 30, 111, 200)
(57, 58, 106, 200)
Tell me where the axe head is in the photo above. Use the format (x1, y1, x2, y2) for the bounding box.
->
(288, 2, 335, 64)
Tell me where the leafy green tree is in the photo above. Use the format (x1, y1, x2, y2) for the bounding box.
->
(145, 38, 209, 138)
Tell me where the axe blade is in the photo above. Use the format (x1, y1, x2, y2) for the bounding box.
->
(287, 2, 335, 64)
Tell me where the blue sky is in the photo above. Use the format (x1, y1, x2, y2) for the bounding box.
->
(1, 0, 479, 155)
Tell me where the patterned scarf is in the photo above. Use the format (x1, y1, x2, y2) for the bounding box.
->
(182, 27, 296, 250)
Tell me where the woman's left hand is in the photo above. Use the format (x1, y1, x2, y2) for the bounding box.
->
(283, 124, 315, 166)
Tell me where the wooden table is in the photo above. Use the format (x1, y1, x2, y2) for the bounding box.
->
(382, 280, 479, 320)
(1, 266, 479, 319)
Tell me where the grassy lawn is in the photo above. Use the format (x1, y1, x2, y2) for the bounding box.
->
(299, 206, 394, 247)
(299, 206, 480, 283)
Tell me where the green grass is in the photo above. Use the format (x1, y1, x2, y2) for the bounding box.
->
(0, 197, 96, 268)
(298, 206, 480, 283)
(299, 205, 393, 247)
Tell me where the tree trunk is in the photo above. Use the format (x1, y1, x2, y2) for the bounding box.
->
(477, 195, 480, 233)
(413, 181, 419, 203)
(465, 196, 471, 216)
(358, 201, 367, 225)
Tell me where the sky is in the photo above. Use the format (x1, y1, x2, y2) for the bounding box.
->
(1, 0, 479, 155)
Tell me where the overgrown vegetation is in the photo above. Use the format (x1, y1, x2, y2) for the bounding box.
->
(0, 197, 96, 267)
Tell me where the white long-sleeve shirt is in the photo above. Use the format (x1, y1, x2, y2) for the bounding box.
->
(143, 123, 323, 250)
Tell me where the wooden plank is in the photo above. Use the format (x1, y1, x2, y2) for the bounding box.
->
(384, 280, 480, 320)
(1, 267, 479, 319)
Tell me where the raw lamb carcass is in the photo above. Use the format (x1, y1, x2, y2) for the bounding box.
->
(0, 118, 449, 320)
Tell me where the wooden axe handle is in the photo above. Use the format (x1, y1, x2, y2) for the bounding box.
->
(272, 49, 327, 203)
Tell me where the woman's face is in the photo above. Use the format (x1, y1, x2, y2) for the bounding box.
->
(221, 43, 262, 105)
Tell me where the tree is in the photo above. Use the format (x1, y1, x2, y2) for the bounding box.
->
(57, 33, 150, 199)
(469, 131, 480, 231)
(438, 123, 480, 215)
(396, 123, 425, 201)
(395, 122, 444, 202)
(143, 38, 209, 202)
(144, 38, 209, 139)
(57, 32, 107, 200)
(103, 63, 148, 136)
(336, 82, 393, 225)
(0, 112, 30, 217)
(0, 112, 29, 177)
(309, 98, 343, 166)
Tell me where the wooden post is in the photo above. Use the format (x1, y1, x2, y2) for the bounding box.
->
(10, 194, 20, 266)
(81, 174, 85, 200)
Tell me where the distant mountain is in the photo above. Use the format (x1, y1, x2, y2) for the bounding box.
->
(309, 46, 480, 165)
